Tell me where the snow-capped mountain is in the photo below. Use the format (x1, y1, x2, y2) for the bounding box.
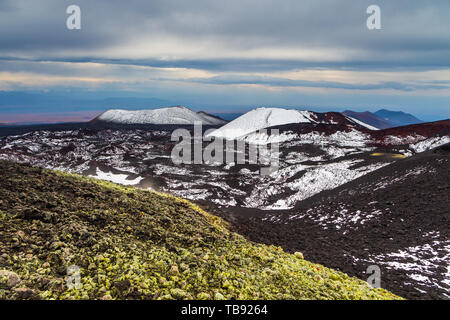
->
(207, 107, 377, 140)
(207, 108, 317, 140)
(93, 106, 227, 125)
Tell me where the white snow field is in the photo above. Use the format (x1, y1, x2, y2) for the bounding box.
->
(96, 106, 226, 125)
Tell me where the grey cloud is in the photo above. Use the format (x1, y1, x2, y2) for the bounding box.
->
(174, 75, 450, 91)
(0, 0, 450, 71)
(2, 55, 450, 74)
(0, 0, 15, 11)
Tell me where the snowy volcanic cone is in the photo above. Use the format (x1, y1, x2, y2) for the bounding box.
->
(92, 106, 227, 125)
(207, 107, 377, 140)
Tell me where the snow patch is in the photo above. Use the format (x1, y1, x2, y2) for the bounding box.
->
(89, 167, 144, 186)
(410, 135, 450, 153)
(346, 116, 379, 130)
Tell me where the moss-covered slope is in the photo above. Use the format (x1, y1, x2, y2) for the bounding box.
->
(0, 160, 401, 300)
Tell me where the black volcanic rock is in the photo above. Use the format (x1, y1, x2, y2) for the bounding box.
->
(217, 143, 450, 300)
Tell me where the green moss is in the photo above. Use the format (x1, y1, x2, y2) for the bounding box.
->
(0, 160, 402, 300)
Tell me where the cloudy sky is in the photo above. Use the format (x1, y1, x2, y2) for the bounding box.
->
(1, 0, 450, 123)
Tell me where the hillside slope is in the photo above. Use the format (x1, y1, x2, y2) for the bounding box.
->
(0, 161, 399, 300)
(219, 144, 450, 299)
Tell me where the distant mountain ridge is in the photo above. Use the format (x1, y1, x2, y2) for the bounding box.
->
(342, 110, 393, 129)
(375, 109, 424, 127)
(343, 109, 423, 129)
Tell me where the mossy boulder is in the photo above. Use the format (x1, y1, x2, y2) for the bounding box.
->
(0, 270, 21, 288)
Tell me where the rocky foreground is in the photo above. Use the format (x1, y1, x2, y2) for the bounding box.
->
(0, 160, 400, 300)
